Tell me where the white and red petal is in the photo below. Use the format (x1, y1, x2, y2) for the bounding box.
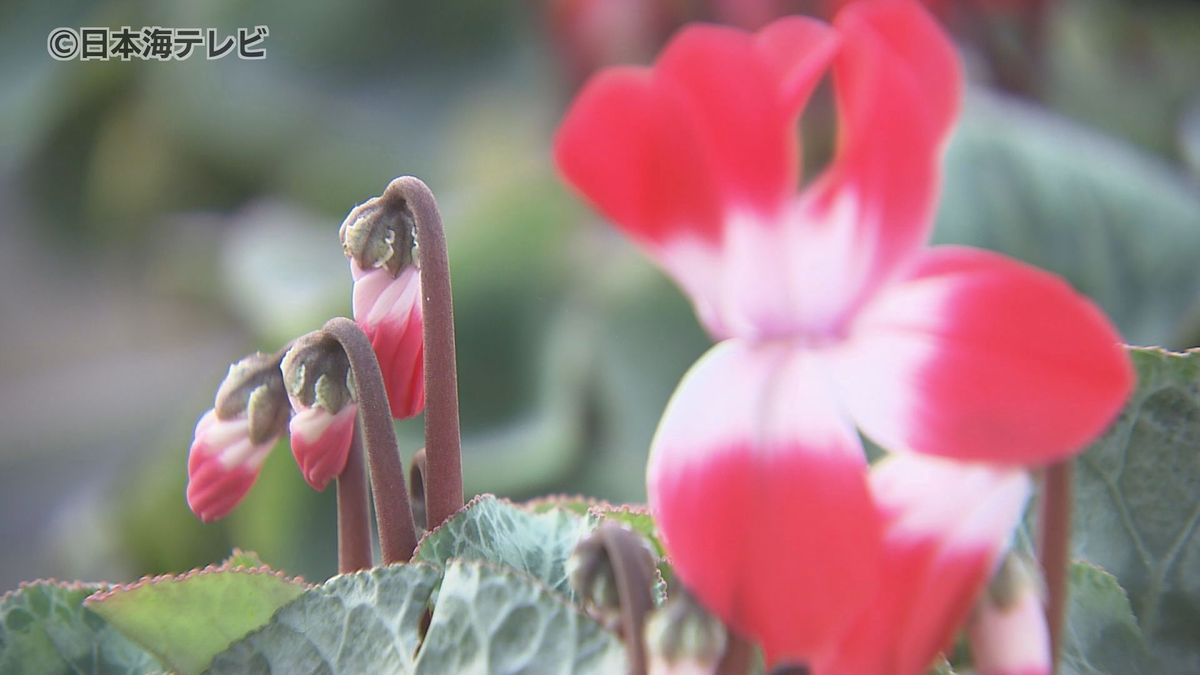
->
(288, 403, 358, 492)
(554, 67, 723, 250)
(186, 409, 275, 523)
(968, 573, 1052, 675)
(654, 22, 834, 219)
(554, 17, 839, 341)
(831, 246, 1133, 465)
(648, 340, 881, 666)
(351, 264, 425, 419)
(791, 0, 961, 332)
(816, 454, 1031, 675)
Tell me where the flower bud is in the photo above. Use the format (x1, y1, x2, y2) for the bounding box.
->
(644, 589, 727, 675)
(214, 352, 290, 445)
(568, 525, 638, 618)
(339, 189, 425, 420)
(187, 353, 289, 522)
(967, 555, 1051, 675)
(282, 334, 358, 491)
(339, 191, 417, 277)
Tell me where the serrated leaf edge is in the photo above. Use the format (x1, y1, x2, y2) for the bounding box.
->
(83, 564, 311, 606)
(0, 579, 105, 604)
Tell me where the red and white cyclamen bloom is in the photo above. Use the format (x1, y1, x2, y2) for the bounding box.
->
(555, 0, 1131, 670)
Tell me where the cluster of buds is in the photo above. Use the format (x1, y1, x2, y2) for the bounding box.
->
(186, 340, 359, 523)
(186, 177, 460, 573)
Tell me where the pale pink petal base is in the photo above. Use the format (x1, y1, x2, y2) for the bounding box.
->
(968, 580, 1052, 675)
(186, 409, 274, 523)
(817, 454, 1031, 675)
(648, 341, 881, 665)
(289, 403, 358, 491)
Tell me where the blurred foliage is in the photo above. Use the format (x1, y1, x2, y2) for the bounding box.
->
(0, 0, 1197, 591)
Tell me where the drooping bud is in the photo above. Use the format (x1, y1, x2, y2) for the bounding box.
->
(339, 189, 425, 420)
(967, 555, 1052, 675)
(187, 353, 290, 522)
(644, 589, 728, 675)
(570, 523, 658, 672)
(340, 191, 417, 276)
(568, 537, 619, 618)
(281, 333, 358, 491)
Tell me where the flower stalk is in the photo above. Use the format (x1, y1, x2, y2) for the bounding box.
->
(336, 425, 372, 573)
(1037, 459, 1073, 673)
(409, 447, 428, 532)
(379, 176, 464, 530)
(324, 316, 420, 564)
(570, 524, 657, 674)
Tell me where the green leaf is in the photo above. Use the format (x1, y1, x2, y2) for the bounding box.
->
(208, 561, 626, 674)
(587, 504, 670, 603)
(414, 494, 594, 598)
(1061, 562, 1152, 675)
(1071, 347, 1200, 673)
(936, 91, 1200, 348)
(85, 566, 309, 675)
(413, 560, 626, 674)
(0, 582, 162, 674)
(208, 563, 442, 674)
(525, 494, 600, 516)
(222, 549, 266, 569)
(588, 503, 663, 558)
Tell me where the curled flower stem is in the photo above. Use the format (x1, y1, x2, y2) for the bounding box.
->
(388, 176, 464, 530)
(594, 525, 655, 674)
(336, 424, 373, 573)
(1037, 459, 1073, 673)
(325, 316, 419, 564)
(409, 447, 428, 532)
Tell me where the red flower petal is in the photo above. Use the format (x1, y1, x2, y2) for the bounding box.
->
(797, 0, 961, 328)
(754, 17, 841, 118)
(185, 409, 273, 523)
(655, 22, 833, 218)
(352, 265, 426, 419)
(289, 403, 358, 491)
(648, 340, 881, 666)
(832, 246, 1132, 465)
(555, 15, 837, 242)
(555, 67, 723, 249)
(816, 455, 1031, 675)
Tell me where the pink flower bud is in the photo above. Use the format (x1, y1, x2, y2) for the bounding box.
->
(288, 403, 358, 491)
(350, 263, 424, 419)
(968, 558, 1052, 675)
(340, 191, 426, 421)
(186, 409, 277, 523)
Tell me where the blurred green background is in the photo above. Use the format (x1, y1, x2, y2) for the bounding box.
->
(0, 0, 1197, 588)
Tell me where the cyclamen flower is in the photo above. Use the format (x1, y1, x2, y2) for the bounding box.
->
(341, 191, 426, 420)
(186, 353, 290, 523)
(555, 0, 1131, 668)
